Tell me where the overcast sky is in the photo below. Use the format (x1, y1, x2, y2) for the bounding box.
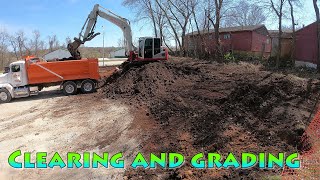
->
(0, 0, 316, 47)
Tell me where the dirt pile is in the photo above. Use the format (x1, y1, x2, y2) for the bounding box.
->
(102, 62, 177, 102)
(100, 58, 320, 179)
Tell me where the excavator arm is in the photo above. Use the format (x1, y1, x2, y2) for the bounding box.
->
(68, 4, 133, 59)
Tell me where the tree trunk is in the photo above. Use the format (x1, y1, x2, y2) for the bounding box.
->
(163, 36, 175, 54)
(1, 52, 5, 69)
(214, 0, 223, 62)
(155, 0, 182, 55)
(313, 0, 320, 71)
(192, 9, 204, 58)
(147, 0, 158, 38)
(10, 41, 19, 60)
(289, 0, 296, 66)
(159, 28, 163, 46)
(277, 14, 282, 69)
(181, 22, 189, 57)
(270, 0, 284, 69)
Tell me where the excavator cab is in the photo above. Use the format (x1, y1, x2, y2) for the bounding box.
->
(137, 37, 167, 61)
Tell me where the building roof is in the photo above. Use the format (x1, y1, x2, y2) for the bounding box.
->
(43, 49, 71, 60)
(43, 49, 69, 56)
(185, 24, 266, 36)
(295, 21, 317, 33)
(268, 30, 293, 38)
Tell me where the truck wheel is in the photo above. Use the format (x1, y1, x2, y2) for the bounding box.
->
(81, 80, 95, 94)
(63, 81, 77, 96)
(0, 89, 12, 103)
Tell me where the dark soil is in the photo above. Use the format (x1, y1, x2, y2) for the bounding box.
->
(100, 58, 320, 179)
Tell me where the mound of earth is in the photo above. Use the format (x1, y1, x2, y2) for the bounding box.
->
(100, 58, 320, 179)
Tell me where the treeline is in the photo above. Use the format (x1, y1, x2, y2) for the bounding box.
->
(79, 47, 120, 58)
(0, 29, 119, 70)
(123, 0, 307, 68)
(0, 30, 68, 69)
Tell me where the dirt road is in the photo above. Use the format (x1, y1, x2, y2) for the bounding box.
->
(0, 87, 139, 180)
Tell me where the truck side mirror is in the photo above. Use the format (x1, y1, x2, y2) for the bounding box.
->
(4, 67, 9, 74)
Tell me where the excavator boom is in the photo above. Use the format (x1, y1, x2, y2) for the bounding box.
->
(68, 4, 133, 59)
(68, 4, 168, 62)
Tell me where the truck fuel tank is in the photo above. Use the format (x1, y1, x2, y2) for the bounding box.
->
(29, 86, 39, 96)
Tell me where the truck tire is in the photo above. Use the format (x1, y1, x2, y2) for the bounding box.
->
(63, 81, 77, 96)
(81, 80, 95, 94)
(0, 89, 12, 103)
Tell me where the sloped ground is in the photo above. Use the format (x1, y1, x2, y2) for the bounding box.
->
(101, 57, 320, 179)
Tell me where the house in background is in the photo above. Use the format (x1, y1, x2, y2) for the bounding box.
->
(110, 48, 126, 58)
(184, 24, 272, 57)
(269, 30, 293, 58)
(294, 22, 318, 68)
(43, 49, 71, 61)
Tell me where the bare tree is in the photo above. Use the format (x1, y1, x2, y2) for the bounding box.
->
(48, 35, 60, 52)
(30, 30, 41, 56)
(65, 36, 72, 45)
(187, 0, 211, 58)
(314, 0, 320, 21)
(155, 0, 183, 55)
(167, 0, 194, 55)
(48, 35, 54, 52)
(225, 1, 266, 26)
(125, 0, 194, 56)
(0, 29, 9, 69)
(16, 30, 28, 58)
(207, 0, 225, 62)
(288, 0, 302, 65)
(117, 37, 126, 47)
(147, 0, 158, 37)
(154, 1, 167, 43)
(9, 36, 19, 60)
(123, 0, 158, 38)
(269, 0, 287, 68)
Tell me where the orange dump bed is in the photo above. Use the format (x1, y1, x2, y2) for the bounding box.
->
(26, 58, 100, 85)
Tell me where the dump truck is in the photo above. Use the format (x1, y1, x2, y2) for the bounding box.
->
(0, 57, 100, 103)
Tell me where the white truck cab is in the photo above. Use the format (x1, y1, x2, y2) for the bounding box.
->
(0, 61, 38, 103)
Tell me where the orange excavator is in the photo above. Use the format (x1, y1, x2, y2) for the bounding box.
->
(67, 4, 168, 62)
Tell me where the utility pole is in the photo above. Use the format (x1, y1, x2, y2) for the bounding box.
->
(102, 25, 105, 67)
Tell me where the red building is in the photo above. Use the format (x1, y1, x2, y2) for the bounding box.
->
(184, 25, 271, 56)
(294, 22, 318, 68)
